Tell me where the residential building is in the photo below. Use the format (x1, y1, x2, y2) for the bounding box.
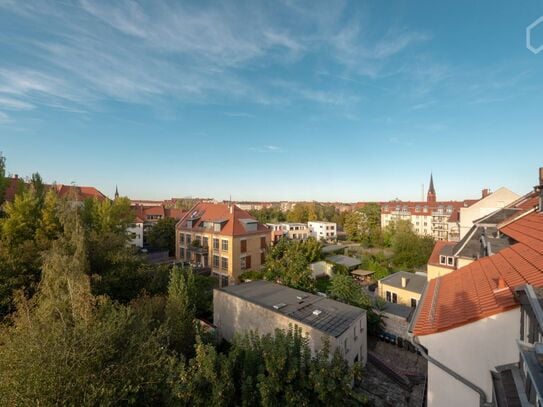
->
(410, 168, 543, 407)
(378, 271, 427, 308)
(426, 188, 540, 280)
(175, 202, 271, 285)
(492, 284, 543, 407)
(308, 220, 337, 241)
(266, 222, 309, 242)
(451, 187, 520, 240)
(213, 280, 367, 366)
(381, 174, 478, 241)
(127, 213, 144, 248)
(131, 203, 186, 248)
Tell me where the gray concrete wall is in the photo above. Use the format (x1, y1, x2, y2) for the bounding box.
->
(213, 289, 367, 366)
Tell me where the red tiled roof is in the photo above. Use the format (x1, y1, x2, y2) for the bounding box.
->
(177, 202, 270, 237)
(143, 206, 165, 217)
(428, 241, 457, 268)
(165, 208, 186, 220)
(3, 177, 21, 202)
(55, 184, 108, 201)
(413, 210, 543, 336)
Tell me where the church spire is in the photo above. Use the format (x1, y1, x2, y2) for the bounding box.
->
(114, 185, 119, 199)
(427, 173, 436, 204)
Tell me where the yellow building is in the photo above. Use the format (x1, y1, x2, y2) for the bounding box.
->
(176, 202, 272, 286)
(377, 271, 427, 308)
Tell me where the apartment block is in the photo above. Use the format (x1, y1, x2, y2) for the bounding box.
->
(175, 203, 271, 285)
(308, 221, 337, 241)
(266, 222, 309, 242)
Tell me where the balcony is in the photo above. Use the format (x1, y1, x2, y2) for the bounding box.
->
(187, 241, 209, 254)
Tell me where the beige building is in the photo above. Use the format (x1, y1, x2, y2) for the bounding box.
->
(214, 280, 367, 366)
(381, 174, 478, 241)
(176, 203, 271, 285)
(378, 271, 427, 308)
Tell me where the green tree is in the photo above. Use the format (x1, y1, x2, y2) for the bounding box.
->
(147, 217, 177, 255)
(390, 220, 435, 269)
(0, 210, 176, 405)
(165, 266, 196, 358)
(329, 275, 370, 308)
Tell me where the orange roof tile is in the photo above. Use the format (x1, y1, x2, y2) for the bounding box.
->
(177, 202, 270, 237)
(413, 210, 543, 336)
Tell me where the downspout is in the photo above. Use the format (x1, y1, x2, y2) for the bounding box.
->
(410, 334, 492, 407)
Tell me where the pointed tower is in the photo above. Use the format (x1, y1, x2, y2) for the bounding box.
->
(114, 185, 119, 200)
(427, 174, 436, 204)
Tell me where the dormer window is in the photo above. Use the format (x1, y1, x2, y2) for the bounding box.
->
(439, 255, 447, 265)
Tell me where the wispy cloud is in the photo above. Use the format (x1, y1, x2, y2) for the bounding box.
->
(223, 112, 255, 118)
(249, 145, 284, 153)
(389, 136, 413, 147)
(0, 111, 10, 124)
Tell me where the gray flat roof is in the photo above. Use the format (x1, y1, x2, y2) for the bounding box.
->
(217, 280, 365, 338)
(379, 271, 427, 295)
(325, 254, 361, 268)
(351, 269, 375, 277)
(321, 244, 345, 254)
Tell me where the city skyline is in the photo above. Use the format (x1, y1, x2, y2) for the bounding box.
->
(1, 1, 543, 200)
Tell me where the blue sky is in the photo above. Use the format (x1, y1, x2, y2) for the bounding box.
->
(1, 0, 543, 202)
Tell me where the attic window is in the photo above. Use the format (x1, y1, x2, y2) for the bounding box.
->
(273, 303, 287, 310)
(439, 255, 446, 265)
(447, 257, 454, 266)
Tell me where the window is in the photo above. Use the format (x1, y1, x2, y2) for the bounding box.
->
(392, 293, 398, 304)
(220, 275, 229, 287)
(213, 255, 219, 268)
(293, 233, 297, 239)
(213, 238, 219, 250)
(439, 255, 446, 265)
(386, 291, 391, 302)
(221, 257, 228, 270)
(241, 255, 251, 270)
(261, 252, 265, 264)
(411, 298, 417, 308)
(186, 234, 191, 245)
(240, 239, 247, 253)
(260, 236, 266, 249)
(222, 239, 229, 251)
(447, 257, 454, 266)
(180, 248, 185, 259)
(203, 237, 209, 247)
(180, 234, 185, 244)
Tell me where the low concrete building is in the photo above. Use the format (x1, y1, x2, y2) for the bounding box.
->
(325, 254, 361, 271)
(378, 271, 427, 308)
(214, 280, 367, 366)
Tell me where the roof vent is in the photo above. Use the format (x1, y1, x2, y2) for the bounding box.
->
(535, 342, 543, 365)
(312, 309, 322, 316)
(296, 295, 308, 301)
(273, 303, 286, 310)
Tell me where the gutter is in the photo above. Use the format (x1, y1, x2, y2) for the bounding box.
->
(407, 287, 492, 407)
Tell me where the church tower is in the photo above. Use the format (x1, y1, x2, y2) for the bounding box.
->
(114, 185, 119, 200)
(427, 174, 436, 204)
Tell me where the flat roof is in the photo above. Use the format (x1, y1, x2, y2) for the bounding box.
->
(351, 269, 375, 277)
(217, 280, 365, 338)
(321, 244, 345, 254)
(325, 254, 361, 268)
(379, 271, 427, 295)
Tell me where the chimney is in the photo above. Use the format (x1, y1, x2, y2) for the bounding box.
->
(481, 188, 490, 198)
(497, 276, 506, 290)
(401, 276, 408, 288)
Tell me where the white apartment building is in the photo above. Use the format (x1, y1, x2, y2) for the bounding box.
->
(266, 222, 309, 241)
(127, 215, 144, 248)
(411, 175, 543, 407)
(308, 221, 337, 241)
